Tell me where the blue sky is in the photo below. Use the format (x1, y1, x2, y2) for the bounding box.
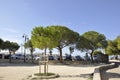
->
(0, 0, 120, 54)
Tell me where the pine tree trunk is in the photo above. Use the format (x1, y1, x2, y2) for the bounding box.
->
(59, 47, 63, 63)
(44, 48, 47, 74)
(9, 51, 12, 63)
(90, 50, 94, 63)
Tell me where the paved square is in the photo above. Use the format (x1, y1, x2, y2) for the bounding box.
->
(0, 63, 96, 80)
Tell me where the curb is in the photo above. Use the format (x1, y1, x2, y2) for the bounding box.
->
(93, 63, 119, 80)
(31, 74, 59, 79)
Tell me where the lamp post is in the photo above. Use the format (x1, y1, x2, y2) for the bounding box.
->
(22, 34, 28, 63)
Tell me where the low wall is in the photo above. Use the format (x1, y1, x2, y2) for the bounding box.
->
(93, 63, 118, 80)
(93, 68, 101, 80)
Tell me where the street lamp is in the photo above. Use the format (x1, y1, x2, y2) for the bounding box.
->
(22, 34, 29, 63)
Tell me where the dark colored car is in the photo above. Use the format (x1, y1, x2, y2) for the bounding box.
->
(0, 54, 2, 59)
(48, 56, 54, 60)
(75, 56, 83, 61)
(65, 55, 72, 61)
(4, 54, 10, 59)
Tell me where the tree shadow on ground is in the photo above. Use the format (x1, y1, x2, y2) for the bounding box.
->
(107, 72, 120, 79)
(0, 62, 37, 67)
(79, 73, 93, 78)
(0, 59, 38, 67)
(63, 63, 106, 68)
(0, 76, 4, 80)
(101, 61, 120, 80)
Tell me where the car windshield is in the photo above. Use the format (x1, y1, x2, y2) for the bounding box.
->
(15, 54, 22, 56)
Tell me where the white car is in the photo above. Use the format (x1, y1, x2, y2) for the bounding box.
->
(34, 56, 40, 60)
(11, 54, 24, 59)
(26, 55, 32, 60)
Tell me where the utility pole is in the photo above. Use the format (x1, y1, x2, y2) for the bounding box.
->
(22, 34, 28, 63)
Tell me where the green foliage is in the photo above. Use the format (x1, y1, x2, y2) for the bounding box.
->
(105, 40, 114, 55)
(31, 26, 55, 50)
(24, 40, 34, 63)
(93, 50, 103, 55)
(0, 38, 3, 49)
(2, 41, 19, 52)
(10, 42, 20, 52)
(31, 25, 79, 63)
(47, 25, 79, 62)
(24, 40, 34, 52)
(115, 36, 120, 50)
(82, 31, 107, 50)
(76, 31, 107, 62)
(76, 31, 107, 51)
(46, 25, 79, 48)
(1, 40, 19, 63)
(76, 36, 91, 52)
(106, 36, 120, 55)
(2, 41, 11, 50)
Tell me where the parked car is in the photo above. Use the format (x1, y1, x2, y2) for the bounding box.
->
(56, 56, 66, 61)
(34, 55, 54, 61)
(0, 54, 3, 59)
(0, 53, 7, 59)
(34, 56, 40, 60)
(48, 56, 54, 60)
(93, 54, 108, 63)
(25, 55, 32, 60)
(65, 55, 72, 61)
(75, 56, 83, 61)
(4, 54, 10, 59)
(11, 54, 24, 59)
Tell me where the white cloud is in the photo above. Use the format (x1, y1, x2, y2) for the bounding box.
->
(1, 27, 19, 33)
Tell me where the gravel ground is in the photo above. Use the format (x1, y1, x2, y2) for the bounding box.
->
(0, 63, 96, 80)
(107, 66, 120, 80)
